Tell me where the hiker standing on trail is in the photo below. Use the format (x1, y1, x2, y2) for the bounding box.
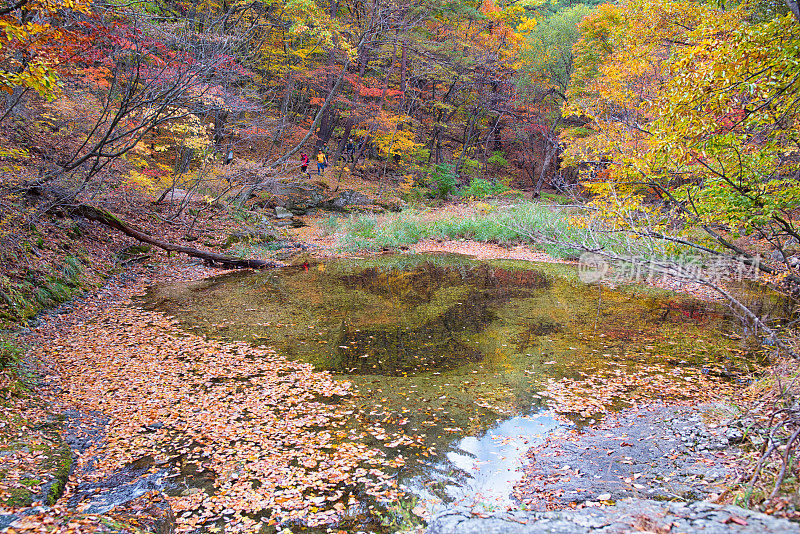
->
(357, 138, 367, 161)
(300, 153, 309, 176)
(316, 150, 328, 175)
(345, 140, 355, 163)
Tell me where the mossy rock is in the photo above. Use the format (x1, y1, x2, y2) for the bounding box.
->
(45, 444, 72, 505)
(4, 487, 33, 507)
(119, 244, 152, 258)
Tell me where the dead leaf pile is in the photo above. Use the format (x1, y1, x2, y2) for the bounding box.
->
(32, 294, 401, 532)
(539, 363, 736, 419)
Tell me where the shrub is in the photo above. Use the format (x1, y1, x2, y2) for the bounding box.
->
(540, 192, 573, 205)
(487, 151, 509, 168)
(428, 163, 457, 199)
(461, 178, 510, 199)
(461, 158, 481, 177)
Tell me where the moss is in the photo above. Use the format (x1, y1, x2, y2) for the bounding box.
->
(19, 478, 41, 487)
(0, 336, 23, 368)
(4, 487, 33, 507)
(42, 444, 72, 505)
(0, 254, 88, 327)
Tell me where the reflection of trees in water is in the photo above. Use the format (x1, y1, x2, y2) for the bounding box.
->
(339, 262, 550, 306)
(515, 318, 563, 354)
(140, 261, 559, 377)
(333, 290, 494, 376)
(329, 263, 553, 376)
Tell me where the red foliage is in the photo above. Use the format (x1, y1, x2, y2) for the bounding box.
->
(717, 107, 746, 133)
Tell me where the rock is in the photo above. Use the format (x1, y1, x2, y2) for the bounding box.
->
(245, 179, 383, 213)
(275, 206, 293, 219)
(425, 499, 800, 534)
(375, 197, 405, 212)
(331, 189, 372, 210)
(515, 403, 745, 510)
(726, 428, 743, 443)
(0, 515, 20, 530)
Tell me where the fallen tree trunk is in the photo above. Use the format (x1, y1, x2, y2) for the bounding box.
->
(74, 204, 279, 269)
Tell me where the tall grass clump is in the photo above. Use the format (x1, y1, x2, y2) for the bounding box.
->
(338, 211, 428, 251)
(331, 202, 605, 258)
(317, 215, 342, 236)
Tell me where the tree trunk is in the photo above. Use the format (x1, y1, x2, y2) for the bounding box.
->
(534, 142, 557, 197)
(213, 109, 228, 150)
(331, 118, 354, 167)
(380, 40, 398, 109)
(454, 112, 477, 180)
(272, 76, 295, 145)
(400, 39, 408, 107)
(75, 204, 279, 269)
(786, 0, 800, 22)
(269, 58, 350, 168)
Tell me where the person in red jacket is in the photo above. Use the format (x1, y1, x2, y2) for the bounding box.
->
(300, 153, 309, 176)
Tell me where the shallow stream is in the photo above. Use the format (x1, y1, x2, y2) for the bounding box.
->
(139, 253, 747, 517)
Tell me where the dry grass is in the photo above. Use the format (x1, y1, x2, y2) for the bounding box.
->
(730, 351, 800, 519)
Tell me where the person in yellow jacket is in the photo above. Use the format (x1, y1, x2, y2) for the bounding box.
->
(316, 150, 328, 175)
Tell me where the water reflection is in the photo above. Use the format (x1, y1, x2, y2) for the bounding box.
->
(138, 253, 740, 511)
(407, 411, 560, 512)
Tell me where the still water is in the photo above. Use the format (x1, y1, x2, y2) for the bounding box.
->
(139, 253, 739, 513)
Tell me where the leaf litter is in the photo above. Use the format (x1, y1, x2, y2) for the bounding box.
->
(17, 261, 408, 532)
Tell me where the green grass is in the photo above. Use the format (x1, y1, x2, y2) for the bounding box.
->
(327, 201, 613, 258)
(0, 254, 86, 327)
(0, 336, 23, 369)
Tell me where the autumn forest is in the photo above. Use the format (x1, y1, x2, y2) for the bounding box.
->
(2, 0, 800, 531)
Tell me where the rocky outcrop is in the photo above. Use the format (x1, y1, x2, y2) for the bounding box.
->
(244, 178, 395, 214)
(427, 499, 800, 534)
(514, 403, 743, 509)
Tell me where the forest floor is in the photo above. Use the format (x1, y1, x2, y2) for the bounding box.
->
(0, 194, 795, 533)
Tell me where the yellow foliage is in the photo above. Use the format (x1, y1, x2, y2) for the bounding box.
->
(356, 113, 421, 160)
(0, 0, 90, 99)
(398, 174, 414, 194)
(516, 17, 537, 36)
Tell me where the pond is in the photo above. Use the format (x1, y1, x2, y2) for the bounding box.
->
(139, 253, 746, 521)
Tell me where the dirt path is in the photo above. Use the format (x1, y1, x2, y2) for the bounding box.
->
(410, 239, 569, 264)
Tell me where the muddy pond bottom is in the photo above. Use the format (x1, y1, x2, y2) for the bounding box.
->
(140, 253, 740, 515)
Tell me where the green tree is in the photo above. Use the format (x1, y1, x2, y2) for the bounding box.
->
(520, 3, 592, 98)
